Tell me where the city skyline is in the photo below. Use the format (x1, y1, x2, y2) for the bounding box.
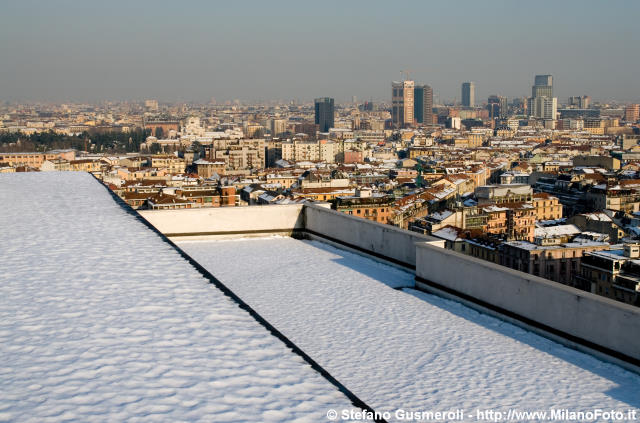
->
(3, 1, 640, 421)
(1, 0, 640, 103)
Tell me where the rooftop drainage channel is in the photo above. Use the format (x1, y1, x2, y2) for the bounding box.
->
(98, 180, 387, 423)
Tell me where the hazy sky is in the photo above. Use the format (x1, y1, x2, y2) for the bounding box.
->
(1, 0, 639, 104)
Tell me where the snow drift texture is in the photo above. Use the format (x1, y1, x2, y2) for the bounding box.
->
(0, 172, 355, 422)
(180, 237, 640, 421)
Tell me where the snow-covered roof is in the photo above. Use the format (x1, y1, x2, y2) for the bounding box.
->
(429, 210, 454, 222)
(0, 172, 353, 420)
(179, 237, 640, 417)
(432, 226, 462, 241)
(534, 224, 582, 238)
(583, 212, 613, 222)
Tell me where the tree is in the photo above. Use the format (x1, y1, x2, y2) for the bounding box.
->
(191, 140, 203, 154)
(155, 127, 164, 138)
(150, 143, 162, 154)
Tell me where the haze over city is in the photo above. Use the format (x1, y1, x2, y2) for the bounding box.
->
(2, 1, 640, 422)
(2, 0, 639, 103)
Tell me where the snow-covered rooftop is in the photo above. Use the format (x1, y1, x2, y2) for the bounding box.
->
(0, 172, 355, 421)
(534, 224, 582, 238)
(179, 237, 640, 420)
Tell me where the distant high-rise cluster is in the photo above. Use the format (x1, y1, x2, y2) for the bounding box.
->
(568, 95, 591, 109)
(314, 97, 335, 132)
(487, 95, 508, 118)
(391, 80, 435, 128)
(461, 82, 475, 108)
(392, 80, 415, 128)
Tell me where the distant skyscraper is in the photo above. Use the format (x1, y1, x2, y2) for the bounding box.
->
(314, 97, 334, 132)
(532, 75, 553, 98)
(461, 82, 475, 108)
(392, 80, 415, 128)
(530, 96, 557, 120)
(499, 96, 508, 117)
(487, 95, 500, 118)
(535, 74, 553, 86)
(528, 74, 556, 121)
(414, 84, 433, 125)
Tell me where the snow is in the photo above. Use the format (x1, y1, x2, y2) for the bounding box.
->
(584, 212, 613, 222)
(537, 218, 567, 226)
(534, 224, 582, 238)
(504, 239, 610, 250)
(179, 237, 640, 420)
(0, 172, 356, 422)
(433, 226, 461, 241)
(429, 210, 453, 221)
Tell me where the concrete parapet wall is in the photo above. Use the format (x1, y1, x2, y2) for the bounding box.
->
(136, 201, 639, 366)
(138, 204, 306, 239)
(415, 242, 640, 364)
(303, 204, 444, 268)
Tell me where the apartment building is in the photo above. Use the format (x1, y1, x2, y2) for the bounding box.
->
(501, 240, 611, 286)
(195, 159, 226, 178)
(210, 138, 266, 170)
(587, 185, 640, 213)
(532, 193, 563, 220)
(150, 155, 187, 174)
(579, 244, 640, 306)
(333, 190, 394, 224)
(0, 150, 76, 167)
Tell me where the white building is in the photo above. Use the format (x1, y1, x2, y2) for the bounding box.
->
(528, 96, 557, 121)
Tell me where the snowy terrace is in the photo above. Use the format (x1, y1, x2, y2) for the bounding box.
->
(2, 172, 640, 422)
(179, 237, 640, 420)
(0, 173, 361, 422)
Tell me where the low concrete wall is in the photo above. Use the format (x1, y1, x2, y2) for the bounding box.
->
(415, 242, 640, 364)
(304, 204, 444, 269)
(138, 204, 306, 239)
(137, 201, 638, 365)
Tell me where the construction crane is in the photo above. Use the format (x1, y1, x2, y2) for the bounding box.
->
(400, 69, 413, 81)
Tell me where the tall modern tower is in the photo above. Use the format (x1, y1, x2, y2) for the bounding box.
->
(532, 75, 553, 98)
(314, 97, 334, 132)
(528, 74, 556, 121)
(461, 82, 475, 108)
(414, 84, 433, 125)
(392, 80, 415, 128)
